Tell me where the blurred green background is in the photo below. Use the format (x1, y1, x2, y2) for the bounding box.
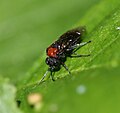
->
(0, 0, 120, 113)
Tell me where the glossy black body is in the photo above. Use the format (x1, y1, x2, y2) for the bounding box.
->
(46, 27, 86, 72)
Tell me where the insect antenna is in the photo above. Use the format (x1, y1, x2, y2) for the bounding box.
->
(38, 69, 49, 85)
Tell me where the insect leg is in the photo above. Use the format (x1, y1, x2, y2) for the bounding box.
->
(70, 54, 90, 58)
(50, 71, 55, 81)
(66, 41, 91, 52)
(79, 40, 91, 47)
(62, 63, 71, 75)
(38, 70, 49, 85)
(72, 40, 91, 53)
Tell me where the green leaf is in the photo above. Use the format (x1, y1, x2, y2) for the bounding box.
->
(0, 77, 23, 113)
(0, 0, 120, 113)
(17, 0, 120, 113)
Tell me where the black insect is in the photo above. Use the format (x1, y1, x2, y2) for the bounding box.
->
(39, 27, 91, 84)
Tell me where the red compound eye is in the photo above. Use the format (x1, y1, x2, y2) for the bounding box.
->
(47, 47, 58, 57)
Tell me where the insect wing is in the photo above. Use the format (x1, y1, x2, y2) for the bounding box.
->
(58, 27, 86, 50)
